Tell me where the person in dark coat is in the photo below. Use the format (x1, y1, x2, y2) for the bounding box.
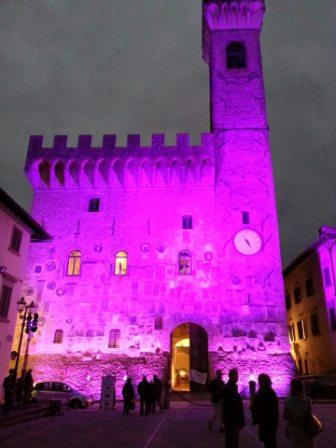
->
(137, 375, 150, 416)
(15, 370, 26, 407)
(208, 369, 225, 432)
(222, 368, 245, 448)
(2, 369, 16, 415)
(148, 380, 156, 414)
(22, 369, 34, 406)
(153, 375, 163, 413)
(122, 377, 135, 415)
(251, 373, 279, 448)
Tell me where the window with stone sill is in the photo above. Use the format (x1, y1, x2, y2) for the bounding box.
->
(114, 250, 127, 275)
(178, 250, 192, 275)
(9, 226, 22, 254)
(293, 286, 302, 304)
(88, 198, 100, 212)
(182, 215, 193, 230)
(297, 320, 305, 340)
(53, 329, 63, 344)
(305, 277, 314, 297)
(226, 41, 247, 70)
(67, 250, 82, 276)
(311, 313, 320, 336)
(0, 284, 12, 318)
(285, 292, 291, 310)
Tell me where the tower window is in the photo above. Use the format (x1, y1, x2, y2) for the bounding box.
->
(114, 251, 128, 275)
(324, 267, 331, 287)
(178, 250, 192, 275)
(0, 284, 12, 318)
(226, 42, 247, 70)
(108, 329, 121, 348)
(182, 215, 193, 229)
(155, 317, 163, 330)
(88, 198, 100, 212)
(67, 250, 82, 276)
(329, 308, 336, 332)
(242, 212, 249, 225)
(288, 324, 295, 342)
(53, 329, 63, 344)
(9, 227, 22, 253)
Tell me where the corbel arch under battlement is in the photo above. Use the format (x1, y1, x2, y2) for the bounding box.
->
(154, 157, 168, 186)
(125, 157, 139, 187)
(83, 159, 96, 187)
(54, 160, 65, 187)
(140, 157, 153, 187)
(37, 159, 51, 188)
(170, 157, 184, 186)
(111, 158, 124, 186)
(97, 158, 111, 186)
(68, 159, 81, 187)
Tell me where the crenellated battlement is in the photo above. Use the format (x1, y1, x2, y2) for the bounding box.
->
(25, 133, 215, 189)
(28, 132, 214, 154)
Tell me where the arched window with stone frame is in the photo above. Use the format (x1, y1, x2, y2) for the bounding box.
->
(226, 41, 247, 69)
(114, 250, 128, 275)
(67, 250, 82, 276)
(178, 250, 192, 275)
(53, 329, 64, 344)
(108, 329, 121, 348)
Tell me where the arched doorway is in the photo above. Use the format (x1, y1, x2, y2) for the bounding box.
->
(170, 322, 208, 392)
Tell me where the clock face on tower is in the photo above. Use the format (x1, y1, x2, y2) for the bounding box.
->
(234, 229, 263, 256)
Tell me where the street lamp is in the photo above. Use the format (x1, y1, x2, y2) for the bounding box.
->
(14, 298, 39, 378)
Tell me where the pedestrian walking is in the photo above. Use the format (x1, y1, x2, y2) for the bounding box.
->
(22, 369, 34, 406)
(148, 380, 156, 414)
(222, 368, 245, 448)
(153, 375, 163, 412)
(283, 379, 315, 448)
(2, 369, 16, 415)
(162, 378, 171, 409)
(15, 370, 26, 407)
(122, 377, 135, 415)
(208, 369, 225, 432)
(251, 373, 279, 448)
(137, 375, 150, 416)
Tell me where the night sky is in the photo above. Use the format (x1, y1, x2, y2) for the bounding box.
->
(1, 0, 335, 266)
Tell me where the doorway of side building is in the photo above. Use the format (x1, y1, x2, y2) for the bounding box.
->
(171, 322, 208, 392)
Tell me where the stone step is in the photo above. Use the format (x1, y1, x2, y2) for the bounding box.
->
(0, 405, 50, 428)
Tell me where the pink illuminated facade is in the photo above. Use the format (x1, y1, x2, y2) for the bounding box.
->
(19, 0, 292, 397)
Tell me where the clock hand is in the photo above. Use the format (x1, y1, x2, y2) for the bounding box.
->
(244, 238, 251, 247)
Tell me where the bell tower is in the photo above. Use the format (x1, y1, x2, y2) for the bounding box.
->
(202, 0, 267, 131)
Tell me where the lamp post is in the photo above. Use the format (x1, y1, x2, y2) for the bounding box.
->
(14, 298, 39, 378)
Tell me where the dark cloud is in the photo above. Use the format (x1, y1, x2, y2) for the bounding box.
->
(0, 0, 335, 266)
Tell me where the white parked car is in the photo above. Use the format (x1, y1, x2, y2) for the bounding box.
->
(31, 381, 93, 408)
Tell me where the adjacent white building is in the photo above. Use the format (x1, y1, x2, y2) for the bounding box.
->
(0, 188, 49, 400)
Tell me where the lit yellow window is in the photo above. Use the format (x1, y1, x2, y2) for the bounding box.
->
(67, 250, 82, 276)
(178, 250, 192, 275)
(114, 251, 127, 275)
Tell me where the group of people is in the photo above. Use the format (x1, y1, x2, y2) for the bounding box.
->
(122, 375, 169, 416)
(209, 368, 318, 448)
(2, 368, 34, 415)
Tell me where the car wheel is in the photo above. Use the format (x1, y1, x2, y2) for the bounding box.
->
(69, 399, 82, 409)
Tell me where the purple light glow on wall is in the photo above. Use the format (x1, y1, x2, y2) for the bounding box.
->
(19, 0, 293, 398)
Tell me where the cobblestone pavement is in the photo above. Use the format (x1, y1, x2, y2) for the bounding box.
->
(1, 401, 335, 448)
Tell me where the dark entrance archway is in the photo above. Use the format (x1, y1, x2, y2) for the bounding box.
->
(170, 322, 208, 391)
